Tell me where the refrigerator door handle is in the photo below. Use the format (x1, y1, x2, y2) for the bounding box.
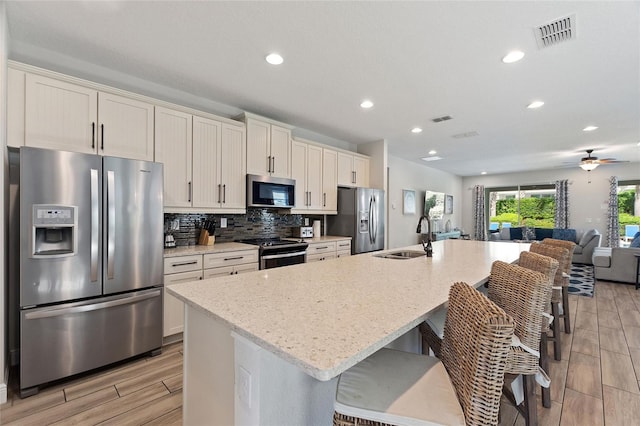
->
(90, 169, 99, 282)
(23, 290, 161, 320)
(107, 170, 116, 280)
(368, 196, 374, 244)
(372, 196, 377, 244)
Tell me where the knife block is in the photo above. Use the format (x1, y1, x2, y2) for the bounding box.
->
(198, 230, 215, 246)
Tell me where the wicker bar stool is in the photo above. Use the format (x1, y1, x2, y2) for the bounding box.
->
(518, 250, 559, 409)
(334, 282, 514, 426)
(541, 238, 576, 334)
(488, 261, 550, 426)
(530, 243, 570, 361)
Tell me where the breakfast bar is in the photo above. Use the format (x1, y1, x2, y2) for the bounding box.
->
(168, 239, 530, 425)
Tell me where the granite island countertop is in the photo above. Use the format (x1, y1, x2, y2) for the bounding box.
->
(167, 239, 529, 381)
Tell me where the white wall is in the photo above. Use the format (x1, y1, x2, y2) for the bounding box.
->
(461, 162, 640, 246)
(388, 156, 463, 249)
(0, 0, 8, 404)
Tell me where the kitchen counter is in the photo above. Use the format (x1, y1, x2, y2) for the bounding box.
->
(292, 235, 351, 243)
(168, 239, 530, 425)
(163, 242, 257, 258)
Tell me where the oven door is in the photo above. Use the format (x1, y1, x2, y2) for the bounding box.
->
(260, 250, 307, 270)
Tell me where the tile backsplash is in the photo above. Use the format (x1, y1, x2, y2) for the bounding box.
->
(164, 209, 324, 246)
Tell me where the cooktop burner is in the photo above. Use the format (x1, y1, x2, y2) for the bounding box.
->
(240, 238, 306, 248)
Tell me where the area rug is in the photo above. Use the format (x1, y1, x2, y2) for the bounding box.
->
(568, 264, 595, 297)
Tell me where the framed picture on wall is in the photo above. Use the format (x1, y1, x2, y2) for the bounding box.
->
(444, 194, 453, 214)
(403, 190, 416, 215)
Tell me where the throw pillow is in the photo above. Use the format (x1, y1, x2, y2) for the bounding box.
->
(631, 235, 640, 248)
(536, 228, 554, 241)
(552, 228, 577, 242)
(578, 229, 598, 246)
(509, 227, 523, 240)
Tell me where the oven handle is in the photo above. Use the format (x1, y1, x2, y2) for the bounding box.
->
(261, 250, 308, 260)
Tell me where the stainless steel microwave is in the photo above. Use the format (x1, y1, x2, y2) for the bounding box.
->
(247, 174, 296, 208)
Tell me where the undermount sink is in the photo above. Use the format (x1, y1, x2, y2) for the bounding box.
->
(374, 250, 426, 259)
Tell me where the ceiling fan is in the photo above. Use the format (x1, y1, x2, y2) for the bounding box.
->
(577, 149, 626, 171)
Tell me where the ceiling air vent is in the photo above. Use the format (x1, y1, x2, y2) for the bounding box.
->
(452, 131, 479, 139)
(431, 115, 452, 123)
(535, 14, 576, 48)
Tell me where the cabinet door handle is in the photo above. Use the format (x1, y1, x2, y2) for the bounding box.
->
(271, 156, 275, 174)
(323, 193, 326, 207)
(171, 260, 198, 267)
(224, 256, 244, 261)
(100, 124, 105, 151)
(188, 181, 192, 203)
(352, 171, 356, 184)
(218, 184, 222, 203)
(91, 122, 95, 149)
(223, 184, 226, 203)
(267, 156, 272, 173)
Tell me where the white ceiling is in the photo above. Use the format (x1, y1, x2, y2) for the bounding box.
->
(5, 1, 640, 177)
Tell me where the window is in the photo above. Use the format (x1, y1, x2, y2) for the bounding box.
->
(618, 180, 640, 244)
(486, 184, 556, 230)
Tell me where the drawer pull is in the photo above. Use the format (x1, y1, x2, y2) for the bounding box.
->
(224, 256, 244, 261)
(315, 246, 329, 250)
(339, 243, 350, 247)
(171, 260, 198, 267)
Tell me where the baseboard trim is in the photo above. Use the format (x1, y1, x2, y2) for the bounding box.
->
(0, 365, 8, 404)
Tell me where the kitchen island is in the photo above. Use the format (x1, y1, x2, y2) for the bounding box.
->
(168, 239, 530, 425)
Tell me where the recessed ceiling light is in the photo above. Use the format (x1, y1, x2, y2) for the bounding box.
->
(360, 100, 374, 109)
(583, 126, 598, 132)
(411, 127, 422, 134)
(502, 50, 525, 64)
(265, 53, 283, 65)
(481, 171, 487, 175)
(428, 150, 437, 155)
(421, 156, 442, 162)
(527, 101, 544, 109)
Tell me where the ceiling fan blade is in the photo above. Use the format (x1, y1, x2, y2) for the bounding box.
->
(598, 159, 628, 164)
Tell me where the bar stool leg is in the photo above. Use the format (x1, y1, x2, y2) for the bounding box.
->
(551, 301, 562, 361)
(523, 374, 538, 426)
(540, 332, 551, 408)
(562, 287, 572, 334)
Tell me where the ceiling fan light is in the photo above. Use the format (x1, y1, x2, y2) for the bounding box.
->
(580, 162, 599, 171)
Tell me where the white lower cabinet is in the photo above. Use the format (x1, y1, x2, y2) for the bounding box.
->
(163, 267, 203, 338)
(203, 250, 259, 278)
(336, 240, 352, 258)
(306, 241, 337, 263)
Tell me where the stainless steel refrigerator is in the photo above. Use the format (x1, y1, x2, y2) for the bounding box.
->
(327, 187, 385, 254)
(17, 147, 164, 397)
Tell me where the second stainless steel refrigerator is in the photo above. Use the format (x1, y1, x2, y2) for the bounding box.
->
(18, 147, 164, 397)
(327, 187, 385, 254)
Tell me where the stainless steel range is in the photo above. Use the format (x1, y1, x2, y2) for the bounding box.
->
(241, 238, 308, 269)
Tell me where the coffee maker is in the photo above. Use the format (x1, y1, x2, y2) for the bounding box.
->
(164, 219, 179, 248)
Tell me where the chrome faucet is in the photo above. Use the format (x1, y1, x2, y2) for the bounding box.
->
(416, 216, 433, 257)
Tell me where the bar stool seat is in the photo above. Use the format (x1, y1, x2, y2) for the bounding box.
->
(335, 348, 465, 426)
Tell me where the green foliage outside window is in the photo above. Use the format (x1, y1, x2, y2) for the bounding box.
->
(491, 197, 555, 228)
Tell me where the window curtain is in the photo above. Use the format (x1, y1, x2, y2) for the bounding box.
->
(473, 185, 486, 241)
(606, 176, 620, 248)
(554, 179, 570, 228)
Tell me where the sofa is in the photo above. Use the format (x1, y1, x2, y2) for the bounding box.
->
(489, 227, 601, 265)
(593, 247, 640, 284)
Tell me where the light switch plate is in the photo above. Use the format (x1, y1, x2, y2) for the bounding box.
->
(221, 218, 227, 228)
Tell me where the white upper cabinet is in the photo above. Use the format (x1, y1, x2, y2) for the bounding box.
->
(292, 140, 333, 213)
(25, 74, 97, 154)
(246, 117, 291, 178)
(193, 116, 246, 210)
(219, 123, 247, 210)
(155, 107, 193, 208)
(158, 107, 246, 212)
(24, 73, 153, 160)
(98, 92, 154, 160)
(322, 148, 338, 212)
(337, 151, 369, 187)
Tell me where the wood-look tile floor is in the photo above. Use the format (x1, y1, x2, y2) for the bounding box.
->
(2, 280, 640, 425)
(499, 280, 640, 426)
(0, 342, 183, 425)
